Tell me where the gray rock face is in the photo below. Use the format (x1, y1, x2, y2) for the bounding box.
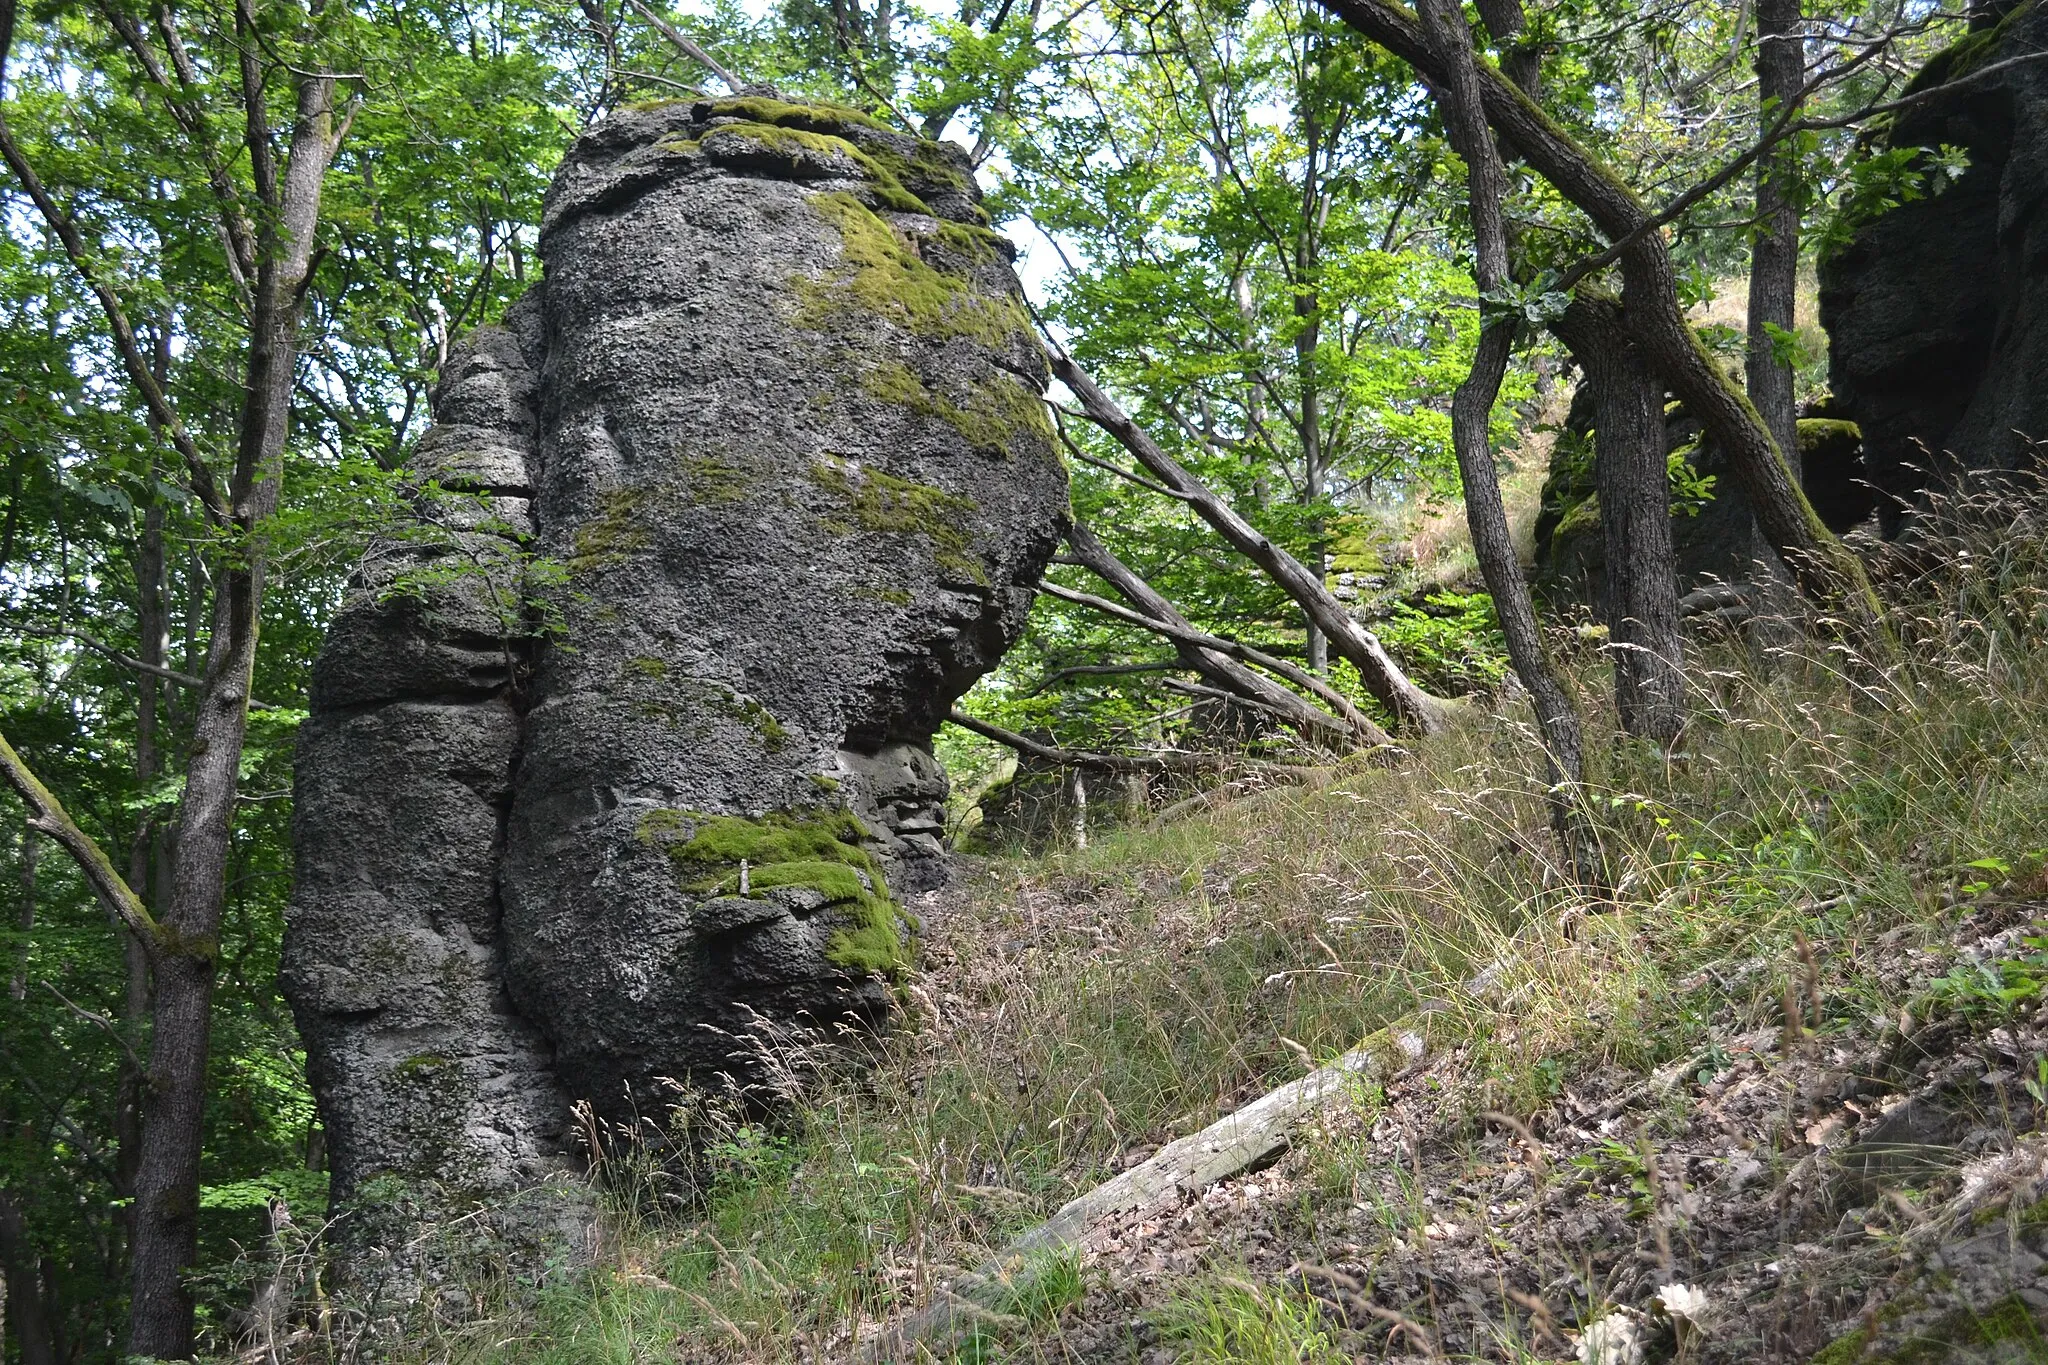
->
(284, 92, 1066, 1277)
(1819, 0, 2048, 533)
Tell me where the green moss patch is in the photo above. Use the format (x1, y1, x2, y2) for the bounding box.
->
(1903, 2, 2036, 98)
(808, 453, 986, 585)
(698, 123, 930, 214)
(796, 192, 1030, 346)
(862, 358, 1050, 456)
(639, 807, 910, 977)
(697, 95, 892, 138)
(1799, 417, 1863, 454)
(569, 487, 652, 573)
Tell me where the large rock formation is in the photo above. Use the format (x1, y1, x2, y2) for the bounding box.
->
(1820, 0, 2048, 532)
(284, 92, 1066, 1290)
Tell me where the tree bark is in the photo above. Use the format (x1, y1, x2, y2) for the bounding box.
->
(1414, 0, 1593, 874)
(1062, 523, 1390, 748)
(0, 1188, 57, 1365)
(947, 709, 1286, 775)
(1050, 352, 1451, 734)
(1312, 0, 1881, 627)
(7, 820, 29, 1002)
(125, 61, 343, 1360)
(1553, 290, 1687, 745)
(1747, 0, 1802, 474)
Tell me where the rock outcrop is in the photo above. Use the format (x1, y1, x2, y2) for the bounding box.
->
(284, 92, 1066, 1290)
(1819, 0, 2048, 532)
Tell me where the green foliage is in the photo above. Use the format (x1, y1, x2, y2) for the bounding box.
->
(1816, 143, 1972, 260)
(1158, 1278, 1346, 1364)
(1374, 592, 1511, 696)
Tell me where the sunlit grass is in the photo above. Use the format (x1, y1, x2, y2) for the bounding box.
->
(230, 490, 2048, 1362)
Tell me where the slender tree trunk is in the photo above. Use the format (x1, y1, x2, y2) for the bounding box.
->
(1472, 0, 1539, 95)
(127, 67, 341, 1360)
(1313, 0, 1881, 628)
(9, 822, 32, 1002)
(0, 1188, 57, 1365)
(1296, 117, 1329, 677)
(1747, 0, 1802, 474)
(119, 388, 170, 1210)
(1050, 353, 1451, 734)
(1553, 290, 1687, 745)
(1415, 0, 1592, 878)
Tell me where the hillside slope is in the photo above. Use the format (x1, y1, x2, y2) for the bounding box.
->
(255, 499, 2048, 1364)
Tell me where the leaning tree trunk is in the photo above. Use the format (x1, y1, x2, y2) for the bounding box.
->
(1313, 0, 1881, 630)
(1415, 0, 1594, 878)
(1553, 289, 1687, 745)
(1050, 353, 1451, 734)
(1063, 521, 1389, 748)
(1747, 0, 1803, 475)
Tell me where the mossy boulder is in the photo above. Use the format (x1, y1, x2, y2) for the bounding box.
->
(497, 85, 1061, 1122)
(288, 85, 1067, 1295)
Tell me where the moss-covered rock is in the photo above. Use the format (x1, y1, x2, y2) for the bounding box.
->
(797, 191, 1032, 347)
(293, 87, 1065, 1301)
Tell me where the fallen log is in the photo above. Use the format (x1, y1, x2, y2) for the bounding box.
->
(860, 1019, 1432, 1361)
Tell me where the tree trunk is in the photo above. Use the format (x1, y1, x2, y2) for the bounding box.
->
(1747, 0, 1802, 474)
(1063, 522, 1388, 748)
(1313, 0, 1881, 627)
(8, 821, 30, 1002)
(126, 67, 341, 1360)
(0, 1188, 57, 1365)
(1050, 353, 1451, 734)
(1415, 0, 1593, 876)
(1471, 0, 1539, 95)
(1553, 290, 1687, 745)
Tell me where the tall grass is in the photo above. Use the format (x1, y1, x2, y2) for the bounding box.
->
(223, 485, 2048, 1362)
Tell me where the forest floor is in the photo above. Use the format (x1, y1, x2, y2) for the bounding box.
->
(325, 509, 2048, 1365)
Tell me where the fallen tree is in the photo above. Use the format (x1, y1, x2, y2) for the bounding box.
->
(861, 1019, 1434, 1361)
(1048, 348, 1454, 736)
(1057, 522, 1392, 749)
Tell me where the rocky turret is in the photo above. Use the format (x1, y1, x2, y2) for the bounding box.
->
(1820, 0, 2048, 532)
(283, 92, 1067, 1298)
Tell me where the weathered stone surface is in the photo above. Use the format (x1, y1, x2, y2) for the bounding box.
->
(284, 91, 1066, 1292)
(1820, 0, 2048, 533)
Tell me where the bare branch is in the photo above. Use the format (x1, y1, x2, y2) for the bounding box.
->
(621, 0, 742, 91)
(15, 625, 280, 710)
(947, 708, 1288, 775)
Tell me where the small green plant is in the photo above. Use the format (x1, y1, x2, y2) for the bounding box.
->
(1378, 591, 1511, 695)
(1925, 939, 2048, 1022)
(1157, 1277, 1347, 1364)
(2023, 1056, 2048, 1108)
(1569, 1139, 1656, 1219)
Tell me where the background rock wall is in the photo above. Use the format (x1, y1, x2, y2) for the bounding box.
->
(1820, 0, 2048, 531)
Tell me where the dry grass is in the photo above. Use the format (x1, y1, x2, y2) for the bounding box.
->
(225, 484, 2048, 1363)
